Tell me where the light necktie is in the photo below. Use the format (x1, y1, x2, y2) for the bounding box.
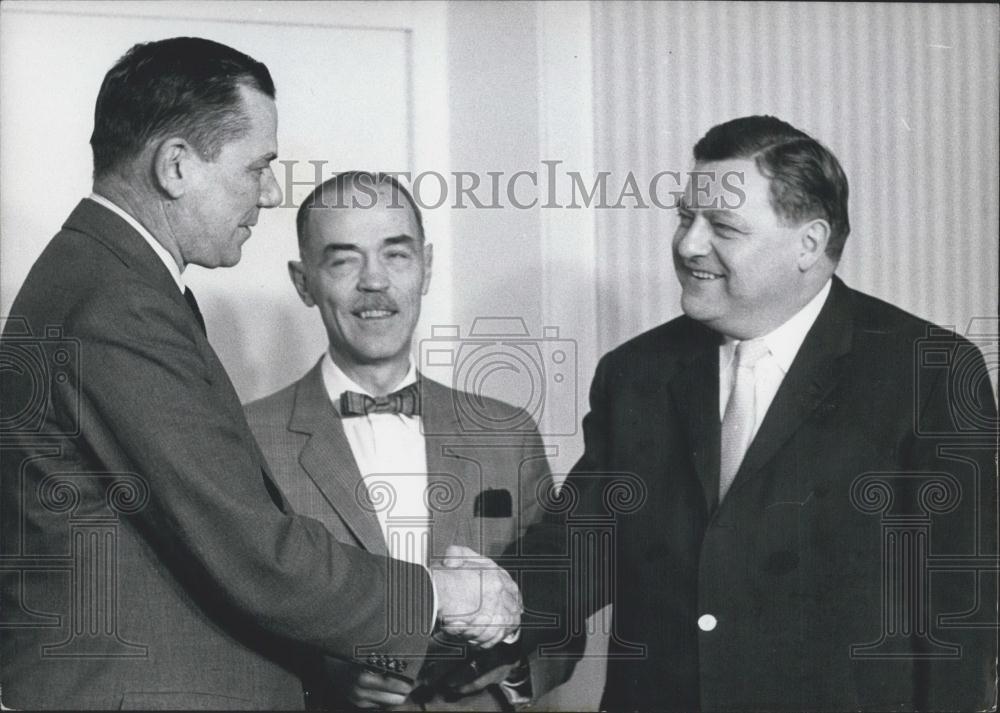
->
(340, 382, 421, 417)
(719, 338, 770, 502)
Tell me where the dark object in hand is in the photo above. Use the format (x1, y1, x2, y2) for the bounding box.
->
(440, 641, 523, 700)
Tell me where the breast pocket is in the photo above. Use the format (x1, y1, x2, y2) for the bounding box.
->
(468, 487, 516, 556)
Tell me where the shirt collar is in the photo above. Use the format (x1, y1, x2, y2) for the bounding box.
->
(88, 193, 184, 292)
(321, 352, 418, 415)
(721, 279, 833, 374)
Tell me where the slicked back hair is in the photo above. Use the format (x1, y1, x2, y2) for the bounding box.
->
(90, 37, 274, 179)
(694, 115, 850, 259)
(296, 172, 426, 253)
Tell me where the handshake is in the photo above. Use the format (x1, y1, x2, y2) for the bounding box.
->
(345, 546, 523, 708)
(430, 544, 522, 649)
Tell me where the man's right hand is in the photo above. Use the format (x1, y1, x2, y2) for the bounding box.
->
(346, 667, 415, 709)
(431, 545, 522, 649)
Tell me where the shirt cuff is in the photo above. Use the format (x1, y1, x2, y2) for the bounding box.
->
(499, 658, 532, 706)
(423, 563, 438, 630)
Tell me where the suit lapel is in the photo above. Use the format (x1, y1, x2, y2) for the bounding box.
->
(64, 199, 198, 335)
(729, 278, 854, 496)
(290, 362, 387, 554)
(420, 379, 470, 560)
(667, 325, 722, 514)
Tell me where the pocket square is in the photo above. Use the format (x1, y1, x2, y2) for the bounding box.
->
(474, 488, 512, 518)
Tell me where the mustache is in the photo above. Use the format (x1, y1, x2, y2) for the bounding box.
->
(352, 296, 399, 312)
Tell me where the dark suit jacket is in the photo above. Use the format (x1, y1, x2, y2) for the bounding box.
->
(245, 363, 579, 710)
(519, 277, 997, 712)
(0, 200, 435, 709)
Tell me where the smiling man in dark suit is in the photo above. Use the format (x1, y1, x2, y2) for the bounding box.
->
(0, 40, 519, 710)
(517, 115, 997, 711)
(245, 171, 577, 710)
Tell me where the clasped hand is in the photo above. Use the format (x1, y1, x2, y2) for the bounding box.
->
(431, 545, 522, 649)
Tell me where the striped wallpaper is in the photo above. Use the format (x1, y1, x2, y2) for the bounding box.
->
(589, 2, 999, 366)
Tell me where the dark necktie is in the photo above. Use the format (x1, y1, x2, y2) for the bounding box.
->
(183, 287, 207, 336)
(340, 382, 421, 417)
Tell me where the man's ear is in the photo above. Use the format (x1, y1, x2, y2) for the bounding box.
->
(288, 260, 315, 306)
(421, 242, 433, 295)
(153, 137, 196, 199)
(797, 219, 830, 271)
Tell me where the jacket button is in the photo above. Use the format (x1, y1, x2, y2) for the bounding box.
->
(698, 614, 717, 631)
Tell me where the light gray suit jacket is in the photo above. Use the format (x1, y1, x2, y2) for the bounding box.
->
(245, 361, 580, 710)
(0, 201, 434, 710)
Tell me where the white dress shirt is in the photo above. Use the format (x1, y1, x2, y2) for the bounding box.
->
(321, 354, 431, 568)
(718, 279, 833, 441)
(88, 193, 184, 292)
(321, 356, 525, 658)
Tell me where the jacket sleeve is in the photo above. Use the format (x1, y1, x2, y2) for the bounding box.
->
(512, 416, 586, 701)
(512, 354, 614, 684)
(68, 285, 433, 673)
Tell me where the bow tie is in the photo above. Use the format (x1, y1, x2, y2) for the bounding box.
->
(340, 382, 421, 417)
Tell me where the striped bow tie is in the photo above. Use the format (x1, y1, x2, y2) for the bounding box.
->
(340, 382, 421, 417)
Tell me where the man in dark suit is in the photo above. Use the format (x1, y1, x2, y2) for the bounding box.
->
(245, 171, 578, 710)
(518, 115, 997, 711)
(0, 39, 518, 710)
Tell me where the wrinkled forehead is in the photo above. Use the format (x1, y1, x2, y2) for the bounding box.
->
(301, 183, 421, 251)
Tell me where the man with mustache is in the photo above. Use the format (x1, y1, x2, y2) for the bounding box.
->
(245, 171, 578, 709)
(516, 115, 997, 711)
(0, 40, 518, 710)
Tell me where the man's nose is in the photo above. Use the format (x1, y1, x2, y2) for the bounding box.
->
(258, 168, 283, 209)
(358, 257, 389, 291)
(675, 215, 713, 259)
